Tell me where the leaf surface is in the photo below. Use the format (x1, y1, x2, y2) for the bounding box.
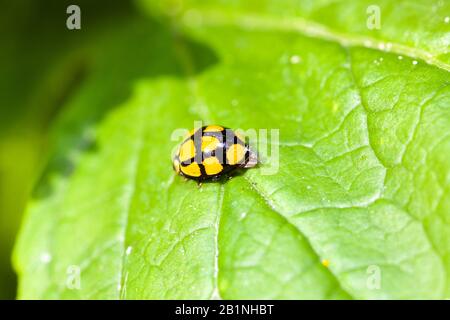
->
(14, 0, 450, 299)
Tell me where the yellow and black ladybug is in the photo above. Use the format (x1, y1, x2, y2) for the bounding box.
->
(173, 125, 257, 181)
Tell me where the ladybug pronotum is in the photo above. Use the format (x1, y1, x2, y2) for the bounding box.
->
(172, 125, 257, 181)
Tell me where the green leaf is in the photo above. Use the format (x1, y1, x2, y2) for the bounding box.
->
(0, 0, 145, 299)
(147, 0, 450, 67)
(14, 0, 450, 299)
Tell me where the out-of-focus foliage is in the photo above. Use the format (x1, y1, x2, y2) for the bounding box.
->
(0, 0, 137, 299)
(8, 0, 450, 299)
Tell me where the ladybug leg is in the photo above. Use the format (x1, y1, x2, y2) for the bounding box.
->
(197, 181, 203, 188)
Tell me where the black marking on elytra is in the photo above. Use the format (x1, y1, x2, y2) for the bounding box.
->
(223, 128, 244, 146)
(199, 162, 207, 176)
(215, 145, 226, 165)
(181, 157, 195, 166)
(193, 127, 204, 164)
(235, 135, 246, 146)
(243, 149, 250, 167)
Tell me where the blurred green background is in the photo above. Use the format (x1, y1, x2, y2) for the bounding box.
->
(0, 0, 139, 299)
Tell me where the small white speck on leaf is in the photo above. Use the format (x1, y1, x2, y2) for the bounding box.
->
(126, 246, 133, 255)
(445, 16, 449, 23)
(412, 60, 418, 65)
(40, 252, 52, 264)
(398, 55, 403, 60)
(290, 55, 301, 64)
(363, 40, 372, 47)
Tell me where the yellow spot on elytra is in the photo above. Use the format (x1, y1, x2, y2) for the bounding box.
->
(226, 144, 246, 165)
(201, 136, 220, 152)
(180, 162, 201, 177)
(204, 125, 224, 132)
(322, 259, 330, 267)
(203, 157, 223, 175)
(179, 139, 196, 162)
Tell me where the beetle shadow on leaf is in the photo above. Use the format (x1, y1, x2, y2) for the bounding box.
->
(196, 166, 256, 187)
